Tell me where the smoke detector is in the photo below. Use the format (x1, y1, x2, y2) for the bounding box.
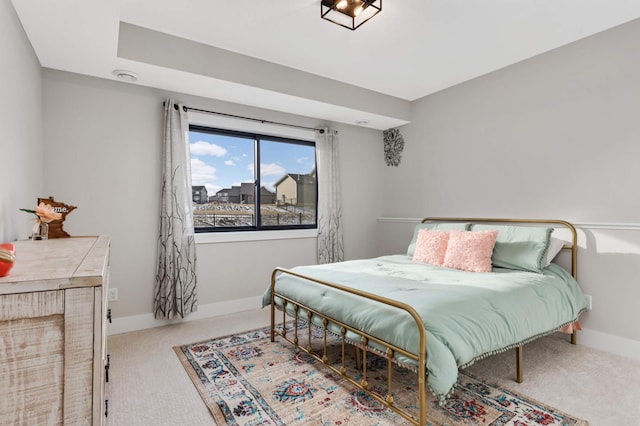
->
(112, 69, 139, 82)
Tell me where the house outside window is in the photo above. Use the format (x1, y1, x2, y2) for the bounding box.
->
(189, 125, 317, 233)
(192, 185, 208, 204)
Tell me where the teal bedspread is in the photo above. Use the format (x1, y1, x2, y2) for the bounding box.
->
(262, 255, 587, 400)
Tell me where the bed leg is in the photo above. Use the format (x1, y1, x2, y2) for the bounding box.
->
(516, 345, 523, 383)
(270, 301, 275, 342)
(354, 346, 362, 371)
(571, 331, 577, 345)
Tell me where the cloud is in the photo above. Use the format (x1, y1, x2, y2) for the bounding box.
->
(296, 156, 309, 164)
(262, 180, 276, 192)
(224, 160, 236, 166)
(258, 162, 286, 177)
(190, 141, 227, 157)
(191, 158, 217, 185)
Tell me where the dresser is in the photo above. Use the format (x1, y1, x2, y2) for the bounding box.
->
(0, 236, 110, 425)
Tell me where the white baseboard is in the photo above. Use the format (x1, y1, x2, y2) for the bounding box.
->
(107, 296, 263, 336)
(578, 328, 640, 362)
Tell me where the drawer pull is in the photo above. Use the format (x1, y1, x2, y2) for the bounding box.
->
(105, 354, 110, 383)
(107, 308, 112, 323)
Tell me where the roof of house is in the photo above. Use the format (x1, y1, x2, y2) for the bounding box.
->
(274, 173, 315, 187)
(259, 186, 275, 195)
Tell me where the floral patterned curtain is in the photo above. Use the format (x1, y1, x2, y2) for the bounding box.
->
(154, 99, 198, 319)
(315, 128, 344, 264)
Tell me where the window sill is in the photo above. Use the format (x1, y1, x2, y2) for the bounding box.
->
(194, 228, 318, 244)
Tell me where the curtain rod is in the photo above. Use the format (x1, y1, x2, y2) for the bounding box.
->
(165, 102, 320, 132)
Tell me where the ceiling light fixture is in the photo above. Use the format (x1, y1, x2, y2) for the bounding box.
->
(321, 0, 381, 31)
(112, 69, 139, 82)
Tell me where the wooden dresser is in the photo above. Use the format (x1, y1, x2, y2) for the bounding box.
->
(0, 236, 110, 425)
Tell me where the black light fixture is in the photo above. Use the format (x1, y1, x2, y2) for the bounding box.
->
(321, 0, 381, 31)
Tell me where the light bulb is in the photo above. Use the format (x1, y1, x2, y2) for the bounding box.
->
(354, 4, 364, 16)
(336, 0, 348, 9)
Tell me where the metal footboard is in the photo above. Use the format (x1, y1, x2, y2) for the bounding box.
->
(270, 267, 428, 425)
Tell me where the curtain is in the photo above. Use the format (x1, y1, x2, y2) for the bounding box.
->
(154, 99, 198, 319)
(315, 128, 344, 264)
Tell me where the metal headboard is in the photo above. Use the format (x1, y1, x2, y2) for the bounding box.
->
(422, 217, 578, 279)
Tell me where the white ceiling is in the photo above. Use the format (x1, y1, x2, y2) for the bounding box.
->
(11, 0, 640, 129)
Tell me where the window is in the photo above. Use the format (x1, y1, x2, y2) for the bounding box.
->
(189, 125, 317, 233)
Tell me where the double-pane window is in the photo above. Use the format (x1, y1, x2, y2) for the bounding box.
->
(189, 126, 317, 232)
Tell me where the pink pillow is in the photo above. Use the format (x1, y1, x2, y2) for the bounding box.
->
(412, 229, 450, 266)
(443, 230, 499, 273)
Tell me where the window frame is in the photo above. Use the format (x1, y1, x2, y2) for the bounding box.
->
(189, 124, 318, 234)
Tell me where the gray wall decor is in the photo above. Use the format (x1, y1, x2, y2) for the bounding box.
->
(383, 128, 405, 166)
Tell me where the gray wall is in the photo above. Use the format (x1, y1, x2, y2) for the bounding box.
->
(7, 0, 639, 354)
(0, 0, 43, 243)
(379, 18, 640, 344)
(41, 70, 384, 320)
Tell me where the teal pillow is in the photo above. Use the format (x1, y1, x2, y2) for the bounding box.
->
(472, 224, 553, 273)
(406, 222, 471, 257)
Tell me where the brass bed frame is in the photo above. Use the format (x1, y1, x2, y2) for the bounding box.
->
(269, 218, 579, 425)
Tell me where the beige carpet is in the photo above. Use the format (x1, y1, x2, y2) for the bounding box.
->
(106, 308, 640, 426)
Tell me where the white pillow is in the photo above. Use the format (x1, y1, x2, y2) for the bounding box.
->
(544, 237, 568, 267)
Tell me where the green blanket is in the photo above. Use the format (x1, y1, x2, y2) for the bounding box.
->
(262, 255, 587, 400)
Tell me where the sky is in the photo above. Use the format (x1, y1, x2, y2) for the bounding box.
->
(189, 130, 316, 197)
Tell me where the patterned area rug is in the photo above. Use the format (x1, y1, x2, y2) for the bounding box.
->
(174, 324, 588, 426)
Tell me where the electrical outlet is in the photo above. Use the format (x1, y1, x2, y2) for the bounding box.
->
(108, 288, 118, 302)
(584, 294, 592, 310)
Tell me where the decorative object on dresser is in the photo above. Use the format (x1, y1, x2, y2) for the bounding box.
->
(20, 201, 62, 240)
(38, 196, 77, 238)
(0, 243, 16, 277)
(0, 236, 110, 425)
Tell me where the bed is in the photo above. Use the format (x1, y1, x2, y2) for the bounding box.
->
(262, 218, 588, 425)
